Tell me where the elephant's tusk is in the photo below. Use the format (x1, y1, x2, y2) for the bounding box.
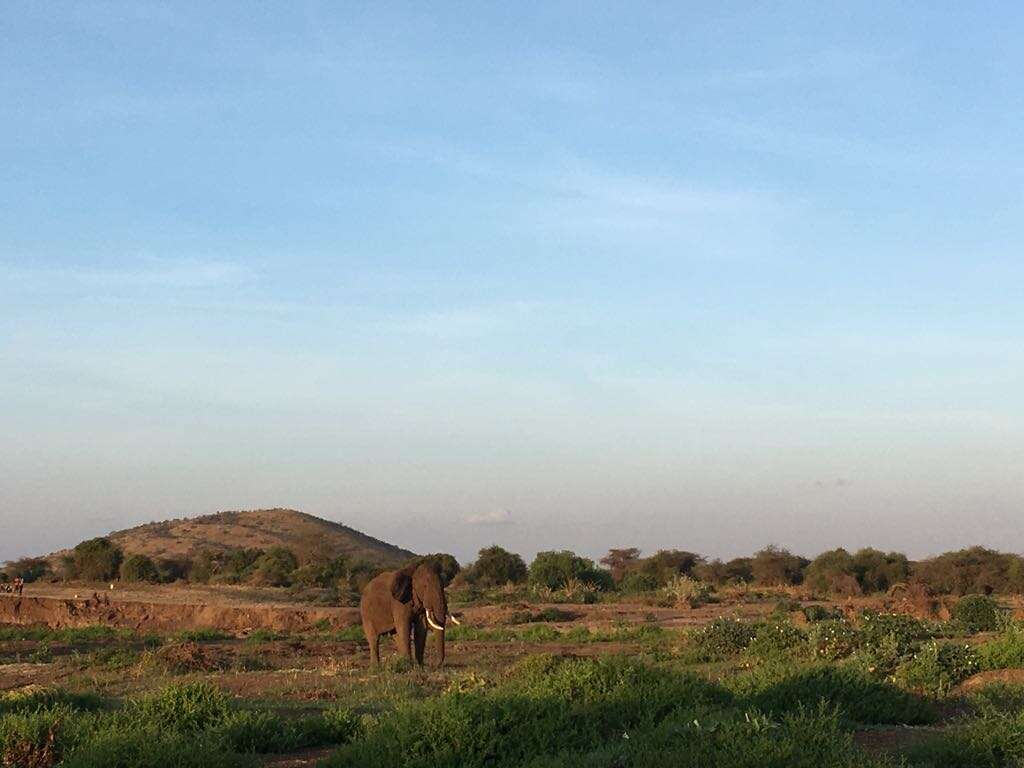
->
(448, 613, 462, 626)
(425, 609, 445, 632)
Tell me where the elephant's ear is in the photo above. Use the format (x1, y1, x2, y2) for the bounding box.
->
(390, 571, 413, 603)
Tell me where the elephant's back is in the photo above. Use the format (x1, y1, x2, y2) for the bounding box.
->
(360, 569, 397, 620)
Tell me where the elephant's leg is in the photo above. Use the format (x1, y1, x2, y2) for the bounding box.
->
(393, 616, 412, 661)
(363, 621, 380, 667)
(413, 617, 427, 666)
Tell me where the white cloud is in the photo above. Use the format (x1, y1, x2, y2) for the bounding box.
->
(465, 509, 514, 526)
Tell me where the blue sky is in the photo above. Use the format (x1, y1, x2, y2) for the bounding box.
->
(3, 2, 1023, 565)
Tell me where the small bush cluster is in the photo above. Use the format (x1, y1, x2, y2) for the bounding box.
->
(951, 595, 1004, 633)
(744, 621, 807, 661)
(893, 640, 980, 697)
(0, 682, 360, 768)
(808, 619, 861, 661)
(687, 618, 758, 661)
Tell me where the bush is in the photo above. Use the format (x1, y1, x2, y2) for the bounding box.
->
(977, 624, 1024, 670)
(750, 546, 807, 586)
(617, 571, 661, 593)
(858, 612, 930, 656)
(688, 618, 758, 661)
(465, 546, 527, 587)
(745, 621, 807, 661)
(528, 551, 610, 592)
(902, 709, 1024, 767)
(518, 704, 893, 768)
(2, 557, 50, 583)
(220, 707, 361, 753)
(662, 575, 713, 607)
(65, 538, 123, 581)
(804, 549, 857, 595)
(851, 548, 909, 593)
(952, 595, 1003, 633)
(734, 664, 937, 725)
(634, 550, 705, 586)
(894, 640, 980, 696)
(913, 547, 1024, 596)
(802, 605, 841, 623)
(326, 656, 732, 768)
(128, 682, 232, 733)
(250, 548, 298, 587)
(807, 619, 861, 661)
(120, 554, 160, 584)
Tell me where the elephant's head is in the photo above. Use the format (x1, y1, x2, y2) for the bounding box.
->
(390, 563, 457, 664)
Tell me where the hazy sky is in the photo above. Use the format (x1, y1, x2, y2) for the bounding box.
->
(3, 2, 1024, 566)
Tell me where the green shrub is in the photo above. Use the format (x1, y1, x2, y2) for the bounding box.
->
(65, 538, 123, 581)
(59, 730, 252, 768)
(969, 683, 1024, 715)
(662, 575, 713, 607)
(733, 664, 936, 725)
(0, 688, 101, 715)
(528, 551, 610, 591)
(464, 546, 528, 587)
(952, 595, 1003, 633)
(120, 554, 161, 584)
(807, 619, 861, 661)
(894, 640, 980, 696)
(519, 704, 894, 768)
(220, 707, 361, 753)
(688, 618, 758, 661)
(127, 682, 232, 733)
(902, 709, 1024, 767)
(802, 605, 841, 623)
(175, 628, 231, 643)
(617, 571, 661, 593)
(506, 607, 575, 625)
(326, 656, 731, 768)
(977, 623, 1024, 670)
(745, 621, 807, 661)
(858, 612, 930, 656)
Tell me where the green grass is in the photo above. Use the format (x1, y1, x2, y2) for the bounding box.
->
(0, 625, 135, 643)
(0, 682, 361, 768)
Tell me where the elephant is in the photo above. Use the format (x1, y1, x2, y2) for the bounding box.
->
(359, 562, 460, 667)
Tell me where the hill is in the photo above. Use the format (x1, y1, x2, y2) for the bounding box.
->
(80, 509, 415, 567)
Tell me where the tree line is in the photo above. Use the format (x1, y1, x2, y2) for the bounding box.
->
(4, 538, 1024, 598)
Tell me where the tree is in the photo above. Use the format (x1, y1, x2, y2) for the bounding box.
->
(750, 546, 806, 586)
(804, 549, 856, 594)
(67, 538, 123, 581)
(912, 547, 1018, 595)
(528, 550, 611, 591)
(851, 548, 909, 593)
(291, 555, 349, 588)
(636, 550, 705, 585)
(600, 548, 641, 583)
(3, 557, 49, 583)
(120, 554, 160, 583)
(251, 547, 299, 587)
(466, 546, 527, 587)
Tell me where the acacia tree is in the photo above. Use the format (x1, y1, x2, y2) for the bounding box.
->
(600, 548, 641, 583)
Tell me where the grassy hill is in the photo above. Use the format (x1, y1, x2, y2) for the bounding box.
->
(90, 508, 415, 567)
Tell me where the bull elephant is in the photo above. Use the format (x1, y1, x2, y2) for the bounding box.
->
(359, 562, 460, 667)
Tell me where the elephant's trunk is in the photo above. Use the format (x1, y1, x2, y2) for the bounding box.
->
(438, 627, 445, 667)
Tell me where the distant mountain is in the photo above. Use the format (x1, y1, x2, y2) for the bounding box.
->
(60, 509, 416, 567)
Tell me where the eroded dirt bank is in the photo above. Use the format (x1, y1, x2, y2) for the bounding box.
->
(0, 594, 361, 633)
